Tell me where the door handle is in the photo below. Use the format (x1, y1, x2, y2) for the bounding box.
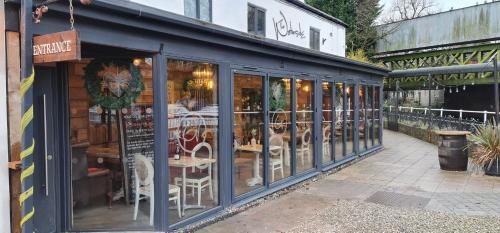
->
(43, 94, 51, 196)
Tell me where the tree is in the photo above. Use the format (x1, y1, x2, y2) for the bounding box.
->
(384, 0, 437, 23)
(351, 0, 383, 57)
(306, 0, 382, 58)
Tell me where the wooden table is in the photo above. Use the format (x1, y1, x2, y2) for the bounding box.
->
(86, 144, 120, 161)
(168, 156, 216, 214)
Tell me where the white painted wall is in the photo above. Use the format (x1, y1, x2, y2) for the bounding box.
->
(0, 2, 11, 233)
(129, 0, 346, 56)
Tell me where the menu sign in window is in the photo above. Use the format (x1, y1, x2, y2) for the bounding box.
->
(120, 105, 154, 202)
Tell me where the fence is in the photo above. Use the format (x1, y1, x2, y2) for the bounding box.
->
(384, 106, 496, 132)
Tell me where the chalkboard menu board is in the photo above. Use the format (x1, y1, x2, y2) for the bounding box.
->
(119, 105, 154, 203)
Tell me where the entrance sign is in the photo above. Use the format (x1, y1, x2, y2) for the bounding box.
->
(33, 30, 81, 64)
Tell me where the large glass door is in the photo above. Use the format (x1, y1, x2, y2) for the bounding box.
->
(68, 57, 155, 230)
(295, 78, 315, 173)
(268, 76, 292, 183)
(358, 84, 368, 152)
(322, 81, 334, 165)
(367, 86, 374, 147)
(345, 82, 356, 157)
(166, 59, 220, 223)
(334, 82, 345, 161)
(232, 71, 265, 196)
(374, 86, 381, 145)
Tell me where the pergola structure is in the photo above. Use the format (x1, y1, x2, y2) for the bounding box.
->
(387, 59, 499, 129)
(375, 1, 500, 90)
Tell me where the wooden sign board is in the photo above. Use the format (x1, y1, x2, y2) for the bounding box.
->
(33, 30, 81, 64)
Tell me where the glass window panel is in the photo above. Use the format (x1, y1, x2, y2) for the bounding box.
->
(257, 10, 265, 36)
(367, 86, 374, 147)
(199, 0, 211, 22)
(184, 0, 197, 19)
(335, 83, 344, 161)
(233, 74, 264, 196)
(346, 84, 355, 155)
(167, 60, 219, 223)
(359, 85, 367, 151)
(71, 58, 154, 229)
(269, 77, 292, 182)
(310, 28, 320, 50)
(247, 6, 255, 34)
(322, 81, 333, 164)
(374, 86, 381, 144)
(296, 79, 314, 172)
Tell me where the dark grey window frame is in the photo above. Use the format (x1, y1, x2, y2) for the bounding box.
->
(320, 79, 336, 166)
(247, 4, 266, 37)
(309, 27, 320, 50)
(165, 54, 225, 228)
(184, 0, 213, 22)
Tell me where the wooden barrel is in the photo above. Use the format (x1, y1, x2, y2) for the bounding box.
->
(436, 131, 470, 171)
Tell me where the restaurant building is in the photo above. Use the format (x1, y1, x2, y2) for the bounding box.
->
(1, 0, 387, 232)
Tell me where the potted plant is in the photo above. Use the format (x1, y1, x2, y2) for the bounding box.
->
(467, 121, 500, 176)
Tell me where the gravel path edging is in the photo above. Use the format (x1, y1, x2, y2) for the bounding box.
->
(173, 147, 384, 233)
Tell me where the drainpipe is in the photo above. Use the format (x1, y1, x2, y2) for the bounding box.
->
(494, 57, 499, 124)
(20, 0, 35, 233)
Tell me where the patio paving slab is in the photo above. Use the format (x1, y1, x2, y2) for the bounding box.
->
(200, 130, 500, 233)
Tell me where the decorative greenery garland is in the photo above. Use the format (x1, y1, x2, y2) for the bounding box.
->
(270, 79, 287, 111)
(84, 59, 144, 109)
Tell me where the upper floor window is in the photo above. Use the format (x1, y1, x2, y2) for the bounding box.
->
(185, 0, 212, 22)
(248, 4, 266, 36)
(310, 27, 320, 50)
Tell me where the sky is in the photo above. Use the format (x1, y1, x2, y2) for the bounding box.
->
(378, 0, 487, 20)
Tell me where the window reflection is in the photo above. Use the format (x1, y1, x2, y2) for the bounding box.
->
(374, 86, 381, 144)
(359, 85, 367, 151)
(167, 60, 219, 223)
(322, 81, 333, 164)
(346, 84, 355, 155)
(335, 83, 344, 161)
(233, 74, 264, 196)
(296, 79, 314, 172)
(71, 58, 154, 229)
(368, 87, 374, 146)
(269, 77, 292, 182)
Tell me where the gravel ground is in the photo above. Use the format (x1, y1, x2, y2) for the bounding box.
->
(289, 200, 500, 233)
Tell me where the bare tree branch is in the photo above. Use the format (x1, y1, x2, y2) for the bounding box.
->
(384, 0, 437, 23)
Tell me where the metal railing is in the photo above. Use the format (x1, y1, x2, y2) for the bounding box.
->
(384, 105, 494, 132)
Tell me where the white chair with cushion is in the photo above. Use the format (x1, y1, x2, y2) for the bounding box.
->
(133, 154, 154, 226)
(269, 134, 284, 182)
(174, 142, 214, 206)
(296, 129, 312, 166)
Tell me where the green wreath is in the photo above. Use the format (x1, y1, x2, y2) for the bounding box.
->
(84, 59, 144, 109)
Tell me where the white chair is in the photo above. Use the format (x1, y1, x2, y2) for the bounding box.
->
(323, 125, 331, 157)
(269, 134, 284, 182)
(174, 142, 214, 206)
(168, 184, 182, 218)
(296, 129, 312, 166)
(133, 154, 154, 226)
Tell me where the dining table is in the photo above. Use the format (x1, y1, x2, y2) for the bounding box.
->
(237, 144, 281, 186)
(168, 156, 216, 215)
